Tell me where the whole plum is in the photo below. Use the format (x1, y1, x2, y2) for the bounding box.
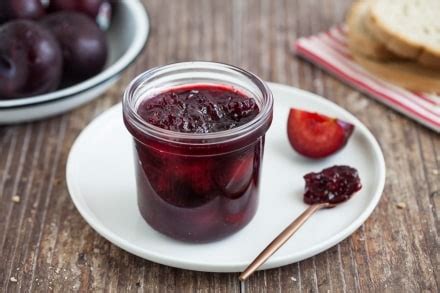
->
(41, 12, 108, 82)
(48, 0, 112, 28)
(0, 20, 63, 99)
(0, 0, 45, 23)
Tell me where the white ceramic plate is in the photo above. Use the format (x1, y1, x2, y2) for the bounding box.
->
(0, 0, 149, 124)
(66, 82, 385, 272)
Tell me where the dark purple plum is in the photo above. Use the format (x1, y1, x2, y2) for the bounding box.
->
(41, 12, 108, 82)
(49, 0, 103, 18)
(48, 0, 111, 22)
(0, 45, 27, 99)
(0, 0, 45, 23)
(0, 20, 63, 99)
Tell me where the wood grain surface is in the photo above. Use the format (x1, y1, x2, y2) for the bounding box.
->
(1, 0, 439, 292)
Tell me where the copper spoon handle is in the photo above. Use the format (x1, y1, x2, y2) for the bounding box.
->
(239, 202, 332, 281)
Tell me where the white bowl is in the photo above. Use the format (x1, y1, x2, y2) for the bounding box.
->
(0, 0, 149, 124)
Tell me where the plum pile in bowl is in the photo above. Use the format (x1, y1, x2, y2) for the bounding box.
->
(0, 0, 112, 99)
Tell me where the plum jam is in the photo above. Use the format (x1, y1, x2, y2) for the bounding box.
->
(123, 62, 273, 243)
(303, 165, 362, 204)
(137, 85, 260, 133)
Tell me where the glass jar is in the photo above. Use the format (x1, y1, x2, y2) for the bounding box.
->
(123, 62, 273, 243)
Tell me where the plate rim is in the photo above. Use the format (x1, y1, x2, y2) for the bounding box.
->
(66, 82, 386, 272)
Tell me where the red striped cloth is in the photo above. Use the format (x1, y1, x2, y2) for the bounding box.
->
(294, 26, 440, 133)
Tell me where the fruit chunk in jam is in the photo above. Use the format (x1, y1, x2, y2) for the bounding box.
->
(303, 165, 362, 204)
(137, 85, 260, 133)
(133, 85, 263, 242)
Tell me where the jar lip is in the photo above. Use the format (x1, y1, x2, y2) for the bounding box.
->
(123, 61, 273, 145)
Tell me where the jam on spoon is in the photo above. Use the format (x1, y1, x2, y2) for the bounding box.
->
(240, 165, 362, 280)
(303, 165, 362, 204)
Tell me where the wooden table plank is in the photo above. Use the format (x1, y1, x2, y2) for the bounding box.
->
(0, 0, 438, 292)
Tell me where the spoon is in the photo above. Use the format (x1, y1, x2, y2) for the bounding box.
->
(239, 202, 336, 281)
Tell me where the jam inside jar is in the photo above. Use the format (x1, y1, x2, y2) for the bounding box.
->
(123, 62, 273, 243)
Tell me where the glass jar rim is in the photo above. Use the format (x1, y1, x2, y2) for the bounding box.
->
(123, 61, 273, 145)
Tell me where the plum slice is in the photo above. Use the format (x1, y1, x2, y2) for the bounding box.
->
(287, 109, 354, 159)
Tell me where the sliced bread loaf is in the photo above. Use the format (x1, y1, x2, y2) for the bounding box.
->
(346, 0, 395, 60)
(352, 51, 440, 93)
(366, 0, 440, 69)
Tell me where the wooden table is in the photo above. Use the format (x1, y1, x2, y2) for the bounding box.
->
(1, 0, 439, 291)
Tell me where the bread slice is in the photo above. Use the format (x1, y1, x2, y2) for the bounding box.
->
(352, 51, 440, 93)
(346, 1, 396, 60)
(366, 0, 440, 69)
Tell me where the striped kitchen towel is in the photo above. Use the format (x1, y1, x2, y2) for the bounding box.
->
(294, 26, 440, 133)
